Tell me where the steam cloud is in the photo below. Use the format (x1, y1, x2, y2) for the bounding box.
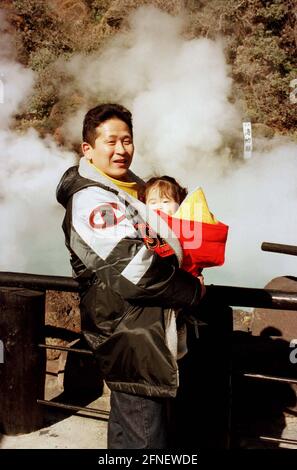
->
(1, 6, 296, 287)
(63, 6, 297, 288)
(0, 10, 74, 274)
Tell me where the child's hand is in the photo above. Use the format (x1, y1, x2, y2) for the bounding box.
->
(197, 274, 204, 284)
(197, 274, 206, 300)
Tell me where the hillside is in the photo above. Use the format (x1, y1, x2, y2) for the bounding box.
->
(3, 0, 297, 146)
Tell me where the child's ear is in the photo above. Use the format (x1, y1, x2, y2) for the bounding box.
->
(82, 142, 93, 160)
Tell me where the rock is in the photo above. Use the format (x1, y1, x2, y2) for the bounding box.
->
(45, 291, 80, 360)
(251, 276, 297, 342)
(46, 291, 80, 332)
(252, 123, 275, 139)
(48, 0, 89, 24)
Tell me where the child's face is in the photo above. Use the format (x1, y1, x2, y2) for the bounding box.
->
(146, 187, 179, 215)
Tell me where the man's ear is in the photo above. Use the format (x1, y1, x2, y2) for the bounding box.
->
(82, 142, 93, 160)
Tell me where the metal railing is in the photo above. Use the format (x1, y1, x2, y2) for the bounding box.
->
(1, 271, 297, 310)
(1, 257, 297, 446)
(261, 242, 297, 257)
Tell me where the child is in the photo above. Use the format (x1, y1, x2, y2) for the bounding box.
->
(144, 175, 228, 277)
(144, 175, 228, 359)
(144, 175, 188, 217)
(144, 176, 202, 360)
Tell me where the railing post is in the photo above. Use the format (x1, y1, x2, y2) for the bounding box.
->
(0, 287, 46, 434)
(175, 299, 233, 449)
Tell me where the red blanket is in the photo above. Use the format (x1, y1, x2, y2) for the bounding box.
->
(157, 211, 229, 275)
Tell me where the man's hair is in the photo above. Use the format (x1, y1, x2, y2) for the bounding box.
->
(82, 103, 133, 147)
(144, 175, 188, 205)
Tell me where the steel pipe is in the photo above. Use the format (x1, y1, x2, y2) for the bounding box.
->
(243, 373, 297, 385)
(1, 271, 297, 310)
(205, 285, 297, 310)
(260, 436, 297, 445)
(37, 399, 109, 418)
(261, 242, 297, 257)
(38, 343, 93, 356)
(0, 271, 79, 292)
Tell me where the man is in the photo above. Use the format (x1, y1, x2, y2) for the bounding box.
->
(56, 103, 205, 449)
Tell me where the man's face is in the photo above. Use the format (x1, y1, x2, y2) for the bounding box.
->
(82, 118, 134, 181)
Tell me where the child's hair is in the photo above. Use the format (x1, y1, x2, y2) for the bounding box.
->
(144, 175, 188, 205)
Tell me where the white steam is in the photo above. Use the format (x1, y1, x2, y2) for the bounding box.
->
(65, 6, 239, 175)
(63, 6, 297, 287)
(1, 6, 296, 288)
(204, 141, 297, 287)
(0, 11, 34, 128)
(0, 11, 75, 274)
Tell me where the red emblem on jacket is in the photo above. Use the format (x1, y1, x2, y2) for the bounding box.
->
(135, 223, 174, 257)
(89, 203, 126, 229)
